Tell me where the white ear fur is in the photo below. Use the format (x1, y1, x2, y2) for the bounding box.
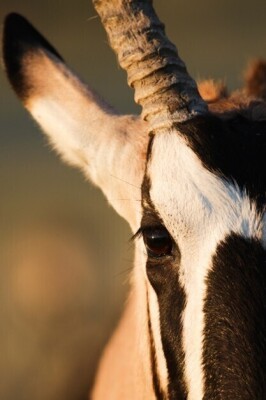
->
(27, 53, 148, 225)
(3, 15, 148, 227)
(26, 52, 148, 226)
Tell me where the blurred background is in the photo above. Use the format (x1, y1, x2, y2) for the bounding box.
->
(0, 1, 266, 399)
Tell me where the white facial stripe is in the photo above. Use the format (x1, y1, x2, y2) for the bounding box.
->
(148, 282, 169, 393)
(147, 131, 263, 400)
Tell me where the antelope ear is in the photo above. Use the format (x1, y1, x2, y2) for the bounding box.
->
(3, 13, 148, 226)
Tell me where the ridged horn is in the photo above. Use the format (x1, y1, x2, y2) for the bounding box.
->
(92, 0, 208, 133)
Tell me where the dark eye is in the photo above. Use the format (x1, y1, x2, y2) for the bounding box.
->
(142, 226, 173, 258)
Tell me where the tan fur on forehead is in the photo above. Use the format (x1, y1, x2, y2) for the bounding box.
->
(198, 80, 228, 103)
(208, 93, 266, 121)
(244, 59, 266, 100)
(198, 69, 266, 121)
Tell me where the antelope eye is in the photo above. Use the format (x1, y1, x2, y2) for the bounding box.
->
(142, 226, 173, 258)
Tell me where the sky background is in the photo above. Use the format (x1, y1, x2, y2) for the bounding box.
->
(0, 1, 266, 399)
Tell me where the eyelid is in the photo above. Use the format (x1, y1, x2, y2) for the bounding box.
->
(130, 224, 168, 242)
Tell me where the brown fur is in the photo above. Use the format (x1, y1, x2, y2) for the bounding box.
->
(244, 59, 266, 100)
(198, 80, 228, 103)
(198, 59, 266, 121)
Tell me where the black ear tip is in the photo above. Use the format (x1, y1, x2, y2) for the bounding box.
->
(3, 12, 63, 100)
(3, 13, 26, 51)
(4, 13, 40, 50)
(3, 12, 63, 69)
(4, 12, 28, 29)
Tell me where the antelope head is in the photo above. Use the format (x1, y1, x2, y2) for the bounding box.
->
(3, 1, 266, 399)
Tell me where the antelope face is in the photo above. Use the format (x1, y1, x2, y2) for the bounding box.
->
(141, 113, 266, 399)
(3, 3, 266, 400)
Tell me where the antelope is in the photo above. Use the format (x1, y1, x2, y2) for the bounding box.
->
(2, 1, 266, 399)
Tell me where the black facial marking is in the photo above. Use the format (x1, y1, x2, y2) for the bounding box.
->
(3, 13, 63, 100)
(203, 233, 266, 399)
(146, 243, 187, 400)
(176, 113, 266, 209)
(141, 135, 188, 400)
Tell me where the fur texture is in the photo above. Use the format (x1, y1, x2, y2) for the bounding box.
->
(3, 10, 266, 400)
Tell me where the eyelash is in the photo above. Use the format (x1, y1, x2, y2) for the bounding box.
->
(130, 227, 143, 242)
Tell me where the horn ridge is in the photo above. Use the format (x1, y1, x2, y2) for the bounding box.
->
(93, 0, 208, 132)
